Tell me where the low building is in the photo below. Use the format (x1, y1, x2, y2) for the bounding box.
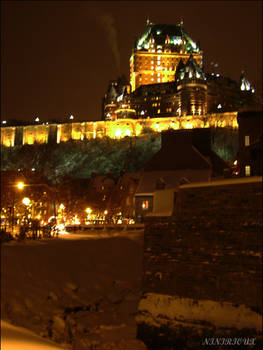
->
(107, 172, 140, 218)
(237, 109, 263, 177)
(134, 128, 230, 221)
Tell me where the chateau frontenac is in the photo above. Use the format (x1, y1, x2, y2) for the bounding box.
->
(1, 20, 257, 147)
(102, 21, 256, 121)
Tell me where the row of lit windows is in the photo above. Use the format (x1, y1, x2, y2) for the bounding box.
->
(136, 57, 178, 63)
(136, 65, 175, 72)
(138, 76, 168, 83)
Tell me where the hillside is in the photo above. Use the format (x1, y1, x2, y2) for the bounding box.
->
(0, 127, 238, 183)
(1, 134, 161, 183)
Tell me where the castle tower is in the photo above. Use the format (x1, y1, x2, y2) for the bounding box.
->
(102, 82, 118, 121)
(130, 21, 202, 91)
(176, 55, 207, 116)
(102, 75, 131, 121)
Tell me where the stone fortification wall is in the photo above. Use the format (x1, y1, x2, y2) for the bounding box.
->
(1, 112, 237, 147)
(137, 177, 262, 350)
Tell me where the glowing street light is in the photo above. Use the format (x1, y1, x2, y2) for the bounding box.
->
(16, 182, 25, 190)
(22, 197, 31, 206)
(85, 207, 92, 214)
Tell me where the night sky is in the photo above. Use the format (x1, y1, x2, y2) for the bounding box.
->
(1, 1, 262, 123)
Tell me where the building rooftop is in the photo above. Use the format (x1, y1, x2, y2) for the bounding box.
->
(135, 22, 200, 53)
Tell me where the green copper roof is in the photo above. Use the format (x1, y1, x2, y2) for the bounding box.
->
(135, 22, 200, 53)
(176, 55, 206, 81)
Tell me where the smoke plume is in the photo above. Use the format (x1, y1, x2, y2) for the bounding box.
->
(99, 14, 120, 73)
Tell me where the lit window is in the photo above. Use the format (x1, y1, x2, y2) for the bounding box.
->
(142, 201, 149, 209)
(157, 109, 161, 114)
(245, 165, 251, 176)
(157, 78, 160, 82)
(245, 135, 250, 146)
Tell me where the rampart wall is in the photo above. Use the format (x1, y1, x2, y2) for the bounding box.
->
(1, 112, 238, 147)
(137, 177, 262, 350)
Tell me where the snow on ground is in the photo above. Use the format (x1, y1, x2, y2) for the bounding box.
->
(1, 230, 147, 350)
(1, 320, 70, 350)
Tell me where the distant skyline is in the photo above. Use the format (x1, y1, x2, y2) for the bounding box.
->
(1, 1, 262, 123)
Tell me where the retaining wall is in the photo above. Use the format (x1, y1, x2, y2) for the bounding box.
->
(137, 177, 262, 349)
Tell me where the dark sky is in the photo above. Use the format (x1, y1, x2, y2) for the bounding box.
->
(1, 1, 262, 123)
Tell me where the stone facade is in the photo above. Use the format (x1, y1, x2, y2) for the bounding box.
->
(137, 177, 262, 349)
(1, 112, 238, 148)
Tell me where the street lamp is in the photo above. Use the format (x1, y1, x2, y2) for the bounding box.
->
(17, 182, 59, 223)
(10, 181, 25, 233)
(22, 197, 30, 206)
(17, 182, 25, 190)
(21, 197, 31, 228)
(85, 207, 92, 214)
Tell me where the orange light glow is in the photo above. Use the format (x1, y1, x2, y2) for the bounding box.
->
(17, 182, 25, 190)
(1, 113, 238, 148)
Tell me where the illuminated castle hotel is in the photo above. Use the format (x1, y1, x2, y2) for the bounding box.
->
(1, 21, 257, 147)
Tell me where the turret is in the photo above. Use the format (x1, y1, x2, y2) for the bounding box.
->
(240, 71, 255, 93)
(177, 55, 207, 116)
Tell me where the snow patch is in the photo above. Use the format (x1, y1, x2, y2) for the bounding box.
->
(137, 293, 262, 332)
(1, 233, 146, 349)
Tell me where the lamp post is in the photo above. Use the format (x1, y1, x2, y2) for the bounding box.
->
(17, 182, 59, 224)
(11, 182, 25, 233)
(22, 197, 31, 225)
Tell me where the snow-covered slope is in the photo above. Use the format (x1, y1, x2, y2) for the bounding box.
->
(1, 231, 147, 349)
(1, 320, 70, 350)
